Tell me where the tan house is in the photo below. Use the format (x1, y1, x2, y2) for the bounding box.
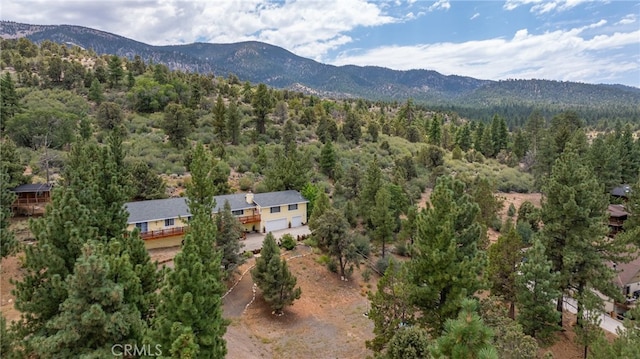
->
(124, 190, 308, 249)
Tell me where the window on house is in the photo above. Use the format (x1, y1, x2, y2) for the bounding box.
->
(270, 206, 281, 213)
(135, 222, 148, 232)
(288, 204, 298, 211)
(232, 209, 244, 216)
(165, 218, 175, 227)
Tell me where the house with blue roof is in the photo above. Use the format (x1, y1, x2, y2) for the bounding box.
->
(124, 190, 308, 249)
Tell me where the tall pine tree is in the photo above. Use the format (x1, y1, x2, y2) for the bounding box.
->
(409, 175, 485, 334)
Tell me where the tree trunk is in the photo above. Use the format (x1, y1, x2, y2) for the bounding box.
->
(556, 297, 564, 328)
(508, 301, 515, 320)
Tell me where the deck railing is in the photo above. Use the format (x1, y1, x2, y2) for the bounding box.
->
(138, 226, 186, 241)
(12, 197, 51, 206)
(238, 214, 261, 224)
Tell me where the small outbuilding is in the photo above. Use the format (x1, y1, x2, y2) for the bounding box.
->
(11, 183, 53, 215)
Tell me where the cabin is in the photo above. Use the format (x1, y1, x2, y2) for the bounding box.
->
(608, 204, 629, 236)
(609, 254, 640, 319)
(10, 183, 53, 215)
(124, 190, 309, 249)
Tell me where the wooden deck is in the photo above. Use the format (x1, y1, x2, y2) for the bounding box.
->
(139, 227, 186, 241)
(238, 214, 261, 224)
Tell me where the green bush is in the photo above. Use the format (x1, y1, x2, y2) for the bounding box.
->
(491, 217, 503, 232)
(327, 259, 338, 273)
(362, 268, 372, 283)
(394, 241, 409, 257)
(375, 256, 396, 275)
(507, 203, 516, 217)
(280, 234, 296, 250)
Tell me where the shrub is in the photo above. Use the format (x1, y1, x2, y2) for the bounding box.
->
(394, 241, 409, 257)
(516, 221, 534, 245)
(452, 146, 463, 160)
(507, 203, 516, 217)
(280, 234, 296, 250)
(327, 259, 338, 273)
(353, 233, 371, 258)
(375, 256, 396, 275)
(303, 237, 318, 248)
(491, 217, 503, 232)
(243, 251, 254, 259)
(362, 268, 372, 283)
(238, 176, 253, 191)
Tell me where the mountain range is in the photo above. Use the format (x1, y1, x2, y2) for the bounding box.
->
(1, 20, 639, 121)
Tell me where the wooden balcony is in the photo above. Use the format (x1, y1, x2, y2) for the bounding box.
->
(238, 214, 261, 224)
(139, 226, 186, 241)
(12, 197, 51, 206)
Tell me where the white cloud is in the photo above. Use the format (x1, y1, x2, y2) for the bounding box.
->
(503, 0, 590, 14)
(470, 13, 480, 20)
(1, 0, 398, 61)
(429, 0, 450, 12)
(331, 21, 640, 85)
(617, 14, 637, 25)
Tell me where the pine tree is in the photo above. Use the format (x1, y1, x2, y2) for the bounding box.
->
(516, 238, 560, 342)
(162, 103, 197, 148)
(107, 55, 124, 88)
(540, 149, 625, 329)
(34, 242, 145, 358)
(372, 186, 394, 258)
(430, 298, 497, 359)
(0, 72, 20, 126)
(226, 100, 241, 145)
(252, 83, 272, 135)
(213, 94, 226, 140)
(252, 234, 301, 314)
(13, 188, 97, 339)
(386, 326, 431, 359)
(590, 307, 640, 359)
(343, 110, 362, 144)
(152, 142, 227, 357)
(487, 223, 524, 319)
(491, 114, 508, 155)
(0, 170, 17, 258)
(87, 78, 104, 104)
(319, 140, 336, 179)
(366, 261, 416, 353)
(409, 175, 485, 334)
(359, 155, 383, 229)
(216, 200, 245, 279)
(308, 191, 330, 232)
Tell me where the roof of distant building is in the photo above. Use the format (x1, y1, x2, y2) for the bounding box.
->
(11, 183, 53, 193)
(611, 184, 632, 198)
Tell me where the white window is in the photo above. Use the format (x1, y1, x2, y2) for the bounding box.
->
(135, 222, 148, 232)
(270, 206, 281, 213)
(165, 218, 175, 227)
(232, 209, 244, 216)
(288, 204, 298, 211)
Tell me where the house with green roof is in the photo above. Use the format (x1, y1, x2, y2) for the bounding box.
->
(124, 190, 308, 249)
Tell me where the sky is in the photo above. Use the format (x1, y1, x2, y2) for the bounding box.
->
(2, 0, 639, 87)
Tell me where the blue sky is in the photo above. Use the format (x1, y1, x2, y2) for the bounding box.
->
(2, 0, 639, 87)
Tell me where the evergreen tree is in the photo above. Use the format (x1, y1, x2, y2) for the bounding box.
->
(128, 160, 167, 200)
(13, 188, 97, 339)
(34, 242, 145, 357)
(212, 94, 226, 140)
(487, 223, 524, 319)
(312, 208, 358, 279)
(0, 171, 17, 258)
(215, 200, 245, 279)
(96, 101, 124, 130)
(264, 145, 309, 191)
(308, 191, 330, 232)
(366, 261, 415, 353)
(386, 326, 431, 359)
(367, 119, 380, 142)
(319, 140, 337, 179)
(282, 119, 296, 153)
(0, 72, 20, 126)
(0, 137, 28, 188)
(343, 110, 362, 144)
(478, 296, 539, 359)
(226, 100, 241, 145)
(456, 123, 473, 151)
(87, 78, 104, 104)
(152, 142, 227, 357)
(472, 177, 503, 232)
(252, 83, 272, 135)
(107, 55, 124, 88)
(491, 114, 508, 155)
(162, 103, 197, 148)
(372, 186, 394, 258)
(430, 298, 497, 359)
(251, 234, 301, 314)
(534, 111, 582, 187)
(619, 124, 638, 184)
(409, 175, 485, 334)
(540, 149, 625, 329)
(428, 115, 442, 146)
(516, 238, 561, 342)
(359, 155, 383, 228)
(525, 110, 545, 156)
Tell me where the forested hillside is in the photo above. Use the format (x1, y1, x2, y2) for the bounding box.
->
(1, 38, 639, 358)
(2, 20, 639, 126)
